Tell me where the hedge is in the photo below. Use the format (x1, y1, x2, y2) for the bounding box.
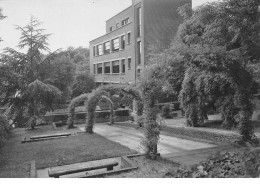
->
(160, 126, 241, 144)
(114, 122, 241, 144)
(44, 109, 130, 124)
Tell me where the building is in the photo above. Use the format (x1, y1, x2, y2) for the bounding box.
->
(89, 0, 191, 85)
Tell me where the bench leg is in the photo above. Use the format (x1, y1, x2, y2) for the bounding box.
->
(107, 166, 114, 171)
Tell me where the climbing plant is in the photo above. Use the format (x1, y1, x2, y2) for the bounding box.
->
(85, 84, 143, 133)
(67, 93, 89, 129)
(179, 46, 255, 141)
(85, 88, 114, 133)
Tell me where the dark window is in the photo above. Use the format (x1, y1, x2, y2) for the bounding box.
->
(121, 59, 125, 74)
(93, 64, 96, 74)
(93, 46, 96, 57)
(137, 69, 141, 78)
(122, 18, 129, 26)
(104, 41, 110, 54)
(137, 7, 141, 37)
(104, 62, 110, 74)
(110, 27, 113, 32)
(127, 32, 131, 44)
(112, 60, 120, 74)
(97, 44, 103, 56)
(128, 58, 131, 69)
(112, 38, 119, 51)
(116, 23, 120, 29)
(121, 35, 126, 50)
(137, 41, 141, 65)
(97, 63, 102, 74)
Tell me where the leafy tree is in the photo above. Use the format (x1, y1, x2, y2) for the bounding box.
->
(72, 72, 95, 98)
(0, 16, 61, 129)
(44, 55, 76, 104)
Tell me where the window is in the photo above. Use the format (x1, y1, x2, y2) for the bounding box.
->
(137, 41, 141, 65)
(97, 44, 103, 56)
(128, 58, 131, 70)
(137, 7, 142, 37)
(121, 35, 126, 50)
(93, 46, 96, 57)
(121, 59, 125, 74)
(104, 62, 110, 74)
(104, 41, 110, 54)
(127, 32, 131, 44)
(93, 64, 96, 74)
(112, 60, 120, 74)
(110, 27, 113, 32)
(112, 38, 119, 51)
(137, 69, 141, 78)
(122, 18, 129, 26)
(97, 63, 102, 74)
(116, 23, 120, 29)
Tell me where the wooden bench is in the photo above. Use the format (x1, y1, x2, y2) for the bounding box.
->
(48, 161, 119, 178)
(30, 133, 71, 140)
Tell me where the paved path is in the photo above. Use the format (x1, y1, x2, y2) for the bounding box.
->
(78, 124, 215, 154)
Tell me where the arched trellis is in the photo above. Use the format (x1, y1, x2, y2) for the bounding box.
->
(67, 93, 89, 129)
(85, 84, 143, 133)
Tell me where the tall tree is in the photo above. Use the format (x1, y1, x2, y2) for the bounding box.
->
(0, 16, 61, 129)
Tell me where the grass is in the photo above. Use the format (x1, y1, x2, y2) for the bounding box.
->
(107, 156, 179, 178)
(0, 125, 136, 178)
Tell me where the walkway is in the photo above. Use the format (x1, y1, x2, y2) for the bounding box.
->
(78, 124, 215, 154)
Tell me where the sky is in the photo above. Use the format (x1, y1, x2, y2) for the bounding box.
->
(0, 0, 217, 52)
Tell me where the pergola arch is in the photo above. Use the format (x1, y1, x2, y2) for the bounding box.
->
(84, 84, 143, 133)
(67, 93, 89, 129)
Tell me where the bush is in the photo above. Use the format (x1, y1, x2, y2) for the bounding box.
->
(167, 148, 260, 178)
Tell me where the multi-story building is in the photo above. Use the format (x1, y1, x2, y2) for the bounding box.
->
(89, 0, 191, 85)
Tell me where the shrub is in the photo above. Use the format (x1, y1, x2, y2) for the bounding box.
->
(167, 148, 260, 178)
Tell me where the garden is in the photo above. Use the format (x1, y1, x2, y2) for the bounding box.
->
(0, 0, 260, 178)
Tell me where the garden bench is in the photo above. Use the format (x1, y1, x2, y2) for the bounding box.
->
(30, 133, 71, 140)
(48, 160, 119, 178)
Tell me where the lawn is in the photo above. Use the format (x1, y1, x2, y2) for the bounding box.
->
(0, 125, 136, 178)
(107, 156, 179, 178)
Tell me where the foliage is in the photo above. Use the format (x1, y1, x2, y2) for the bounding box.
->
(86, 89, 114, 133)
(72, 72, 95, 98)
(44, 55, 75, 104)
(67, 93, 88, 129)
(178, 45, 255, 141)
(147, 45, 187, 102)
(0, 115, 10, 147)
(0, 16, 62, 129)
(168, 148, 260, 178)
(176, 0, 260, 86)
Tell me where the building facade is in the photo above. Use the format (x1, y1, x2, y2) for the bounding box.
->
(89, 0, 191, 85)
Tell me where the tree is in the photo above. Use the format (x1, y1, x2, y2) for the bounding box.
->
(72, 72, 95, 98)
(0, 16, 61, 129)
(44, 55, 76, 104)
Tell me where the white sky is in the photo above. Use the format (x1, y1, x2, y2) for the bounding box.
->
(0, 0, 217, 52)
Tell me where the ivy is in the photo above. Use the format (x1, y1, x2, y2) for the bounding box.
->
(67, 93, 89, 129)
